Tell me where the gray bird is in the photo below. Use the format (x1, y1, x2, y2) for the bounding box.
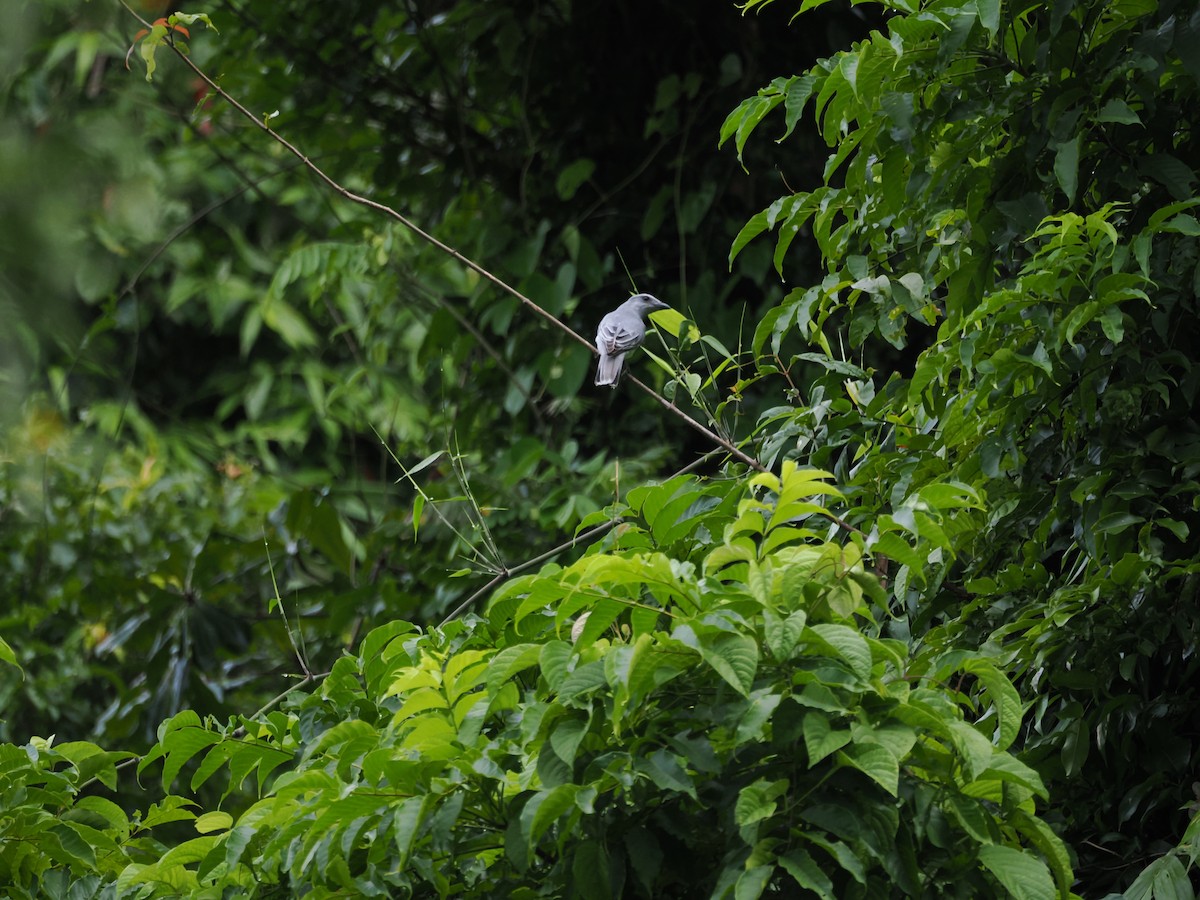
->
(594, 293, 669, 387)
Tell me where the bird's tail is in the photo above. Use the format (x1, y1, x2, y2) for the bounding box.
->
(595, 352, 624, 387)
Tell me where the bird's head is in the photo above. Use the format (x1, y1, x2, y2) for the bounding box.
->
(630, 293, 669, 315)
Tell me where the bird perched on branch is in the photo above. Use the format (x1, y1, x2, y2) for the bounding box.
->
(594, 293, 668, 387)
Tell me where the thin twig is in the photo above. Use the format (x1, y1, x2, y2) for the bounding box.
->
(263, 534, 313, 678)
(437, 517, 620, 626)
(438, 448, 725, 624)
(409, 281, 549, 432)
(439, 570, 510, 627)
(78, 669, 327, 794)
(234, 671, 323, 735)
(625, 373, 762, 468)
(370, 425, 505, 573)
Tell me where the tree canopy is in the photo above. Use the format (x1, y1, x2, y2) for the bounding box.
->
(2, 0, 1199, 896)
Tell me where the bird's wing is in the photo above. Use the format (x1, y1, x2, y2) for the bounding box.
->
(597, 315, 644, 355)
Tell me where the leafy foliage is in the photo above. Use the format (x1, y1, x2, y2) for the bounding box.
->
(0, 737, 136, 890)
(4, 0, 1200, 895)
(0, 404, 342, 746)
(1, 469, 1069, 898)
(723, 0, 1200, 891)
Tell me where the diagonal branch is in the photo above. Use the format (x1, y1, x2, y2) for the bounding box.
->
(122, 7, 766, 473)
(437, 447, 725, 625)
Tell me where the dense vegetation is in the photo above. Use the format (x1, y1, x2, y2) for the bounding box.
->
(2, 0, 1199, 895)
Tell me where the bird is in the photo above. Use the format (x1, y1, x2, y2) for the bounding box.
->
(594, 293, 669, 387)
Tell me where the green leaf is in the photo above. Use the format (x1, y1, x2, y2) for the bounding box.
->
(781, 73, 818, 140)
(143, 715, 222, 793)
(48, 823, 98, 869)
(548, 716, 589, 768)
(947, 719, 996, 781)
(486, 643, 543, 693)
(730, 207, 771, 267)
(569, 598, 625, 649)
(1053, 136, 1080, 204)
(1096, 98, 1141, 124)
(1159, 214, 1200, 236)
(773, 196, 820, 276)
(523, 784, 581, 849)
(1122, 853, 1194, 900)
(647, 306, 698, 344)
(959, 659, 1024, 751)
(764, 608, 807, 660)
(946, 794, 996, 844)
(736, 689, 783, 744)
(869, 531, 924, 573)
(719, 94, 781, 166)
(1010, 808, 1075, 899)
(974, 750, 1049, 799)
(572, 840, 613, 900)
(158, 834, 221, 870)
(620, 634, 682, 718)
(68, 747, 133, 792)
(802, 711, 851, 765)
(1139, 154, 1198, 200)
(194, 811, 233, 834)
(915, 481, 983, 510)
(74, 796, 132, 840)
(779, 848, 836, 898)
(289, 489, 354, 575)
(0, 635, 21, 675)
(698, 631, 759, 696)
(138, 22, 169, 82)
(1148, 197, 1200, 229)
(795, 682, 848, 713)
(837, 741, 900, 796)
(539, 641, 574, 692)
(976, 0, 1000, 37)
(735, 865, 773, 900)
(1099, 305, 1124, 342)
(637, 748, 697, 799)
(139, 796, 200, 830)
(393, 795, 429, 871)
(1094, 511, 1143, 534)
(261, 296, 318, 348)
(625, 827, 664, 895)
(977, 845, 1056, 900)
(800, 832, 867, 885)
(556, 659, 608, 705)
(359, 620, 418, 693)
(555, 158, 596, 200)
(836, 50, 860, 100)
(807, 623, 872, 682)
(169, 12, 218, 32)
(412, 492, 425, 540)
(734, 777, 789, 826)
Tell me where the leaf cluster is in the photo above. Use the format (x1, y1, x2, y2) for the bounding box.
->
(2, 468, 1067, 899)
(722, 0, 1200, 891)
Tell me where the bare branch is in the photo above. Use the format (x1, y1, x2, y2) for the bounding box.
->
(123, 8, 767, 472)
